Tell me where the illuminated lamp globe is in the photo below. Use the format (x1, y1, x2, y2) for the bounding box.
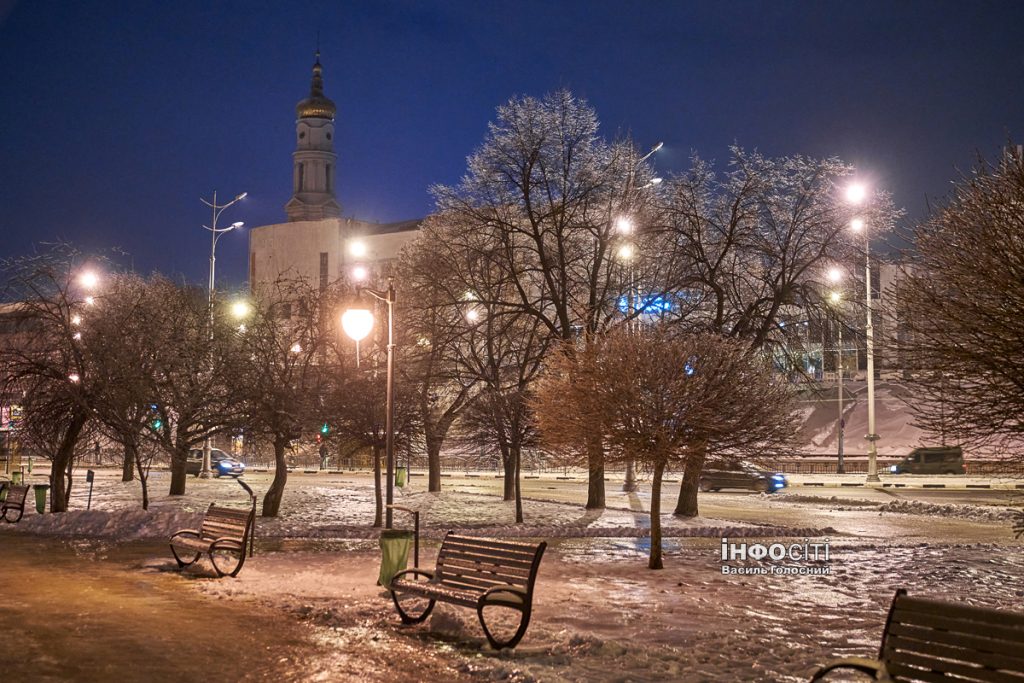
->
(845, 184, 867, 204)
(231, 301, 251, 319)
(342, 308, 374, 341)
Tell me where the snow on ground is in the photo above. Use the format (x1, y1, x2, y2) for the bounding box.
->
(159, 538, 1024, 682)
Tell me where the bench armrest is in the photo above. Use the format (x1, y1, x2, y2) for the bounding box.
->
(480, 585, 529, 608)
(389, 568, 434, 589)
(169, 529, 201, 540)
(810, 657, 888, 681)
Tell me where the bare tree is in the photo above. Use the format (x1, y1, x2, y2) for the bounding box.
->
(234, 279, 326, 517)
(431, 90, 678, 509)
(0, 247, 96, 511)
(83, 273, 165, 509)
(534, 327, 798, 568)
(133, 277, 244, 496)
(897, 149, 1024, 450)
(396, 228, 479, 493)
(662, 148, 900, 514)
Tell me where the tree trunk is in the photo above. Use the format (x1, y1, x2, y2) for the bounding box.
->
(674, 442, 707, 517)
(121, 444, 134, 482)
(586, 432, 605, 510)
(64, 456, 74, 508)
(500, 442, 515, 502)
(49, 412, 87, 513)
(513, 443, 523, 524)
(426, 432, 442, 493)
(372, 444, 383, 528)
(168, 439, 189, 496)
(649, 461, 665, 570)
(262, 437, 290, 517)
(130, 443, 149, 511)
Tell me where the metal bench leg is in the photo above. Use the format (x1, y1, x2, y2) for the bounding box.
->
(209, 546, 245, 578)
(478, 605, 531, 650)
(169, 544, 201, 569)
(391, 591, 436, 625)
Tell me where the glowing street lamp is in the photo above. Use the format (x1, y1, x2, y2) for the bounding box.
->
(349, 240, 367, 258)
(351, 265, 368, 282)
(342, 279, 397, 528)
(230, 301, 251, 319)
(79, 271, 100, 290)
(341, 308, 374, 341)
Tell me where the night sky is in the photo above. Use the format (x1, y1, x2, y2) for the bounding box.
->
(1, 0, 1022, 286)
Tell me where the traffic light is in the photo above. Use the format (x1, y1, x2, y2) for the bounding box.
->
(148, 404, 163, 431)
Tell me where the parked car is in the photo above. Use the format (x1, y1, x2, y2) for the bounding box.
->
(185, 448, 246, 477)
(699, 460, 787, 493)
(889, 446, 964, 475)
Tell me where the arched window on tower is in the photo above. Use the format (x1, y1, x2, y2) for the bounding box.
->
(326, 164, 332, 192)
(297, 163, 305, 192)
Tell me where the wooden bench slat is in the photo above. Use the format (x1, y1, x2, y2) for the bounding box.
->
(444, 536, 538, 556)
(891, 607, 1024, 644)
(439, 554, 533, 576)
(888, 623, 1024, 662)
(444, 534, 541, 552)
(438, 573, 516, 592)
(886, 634, 1024, 675)
(896, 596, 1024, 629)
(886, 662, 983, 683)
(438, 568, 531, 590)
(887, 650, 1024, 683)
(438, 548, 536, 569)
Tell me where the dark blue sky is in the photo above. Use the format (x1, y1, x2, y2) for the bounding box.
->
(1, 0, 1022, 286)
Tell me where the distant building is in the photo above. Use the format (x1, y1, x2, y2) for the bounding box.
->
(249, 53, 421, 292)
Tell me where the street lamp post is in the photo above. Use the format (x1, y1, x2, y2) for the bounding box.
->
(828, 287, 846, 475)
(342, 277, 397, 529)
(847, 184, 880, 483)
(199, 189, 246, 478)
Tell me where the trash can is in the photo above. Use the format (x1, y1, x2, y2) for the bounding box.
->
(395, 466, 407, 488)
(12, 471, 22, 485)
(378, 529, 413, 587)
(33, 484, 50, 514)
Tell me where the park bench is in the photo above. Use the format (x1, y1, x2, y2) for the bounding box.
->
(810, 588, 1024, 681)
(388, 532, 547, 650)
(168, 480, 256, 578)
(1, 484, 30, 523)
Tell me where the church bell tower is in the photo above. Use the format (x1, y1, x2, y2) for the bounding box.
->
(285, 52, 342, 222)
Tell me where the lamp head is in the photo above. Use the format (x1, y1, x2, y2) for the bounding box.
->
(341, 308, 374, 341)
(845, 183, 867, 204)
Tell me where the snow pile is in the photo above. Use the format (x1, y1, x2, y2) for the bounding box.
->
(777, 492, 1022, 524)
(877, 499, 1021, 524)
(9, 508, 203, 540)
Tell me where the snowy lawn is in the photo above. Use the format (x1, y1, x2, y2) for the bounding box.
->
(156, 538, 1024, 682)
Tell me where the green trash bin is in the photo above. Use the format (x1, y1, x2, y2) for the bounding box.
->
(12, 471, 22, 485)
(378, 529, 413, 587)
(33, 484, 50, 514)
(395, 466, 407, 488)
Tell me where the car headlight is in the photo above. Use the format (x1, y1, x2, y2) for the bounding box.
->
(889, 465, 898, 473)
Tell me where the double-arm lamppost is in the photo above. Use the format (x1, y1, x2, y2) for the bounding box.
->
(199, 190, 246, 478)
(342, 277, 397, 529)
(846, 184, 880, 483)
